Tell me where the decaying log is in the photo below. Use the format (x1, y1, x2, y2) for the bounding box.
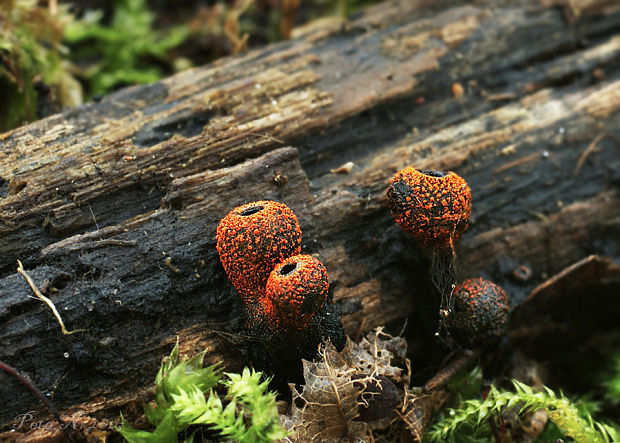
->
(509, 255, 620, 391)
(1, 0, 620, 438)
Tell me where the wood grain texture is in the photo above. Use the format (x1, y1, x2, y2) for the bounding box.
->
(1, 0, 620, 437)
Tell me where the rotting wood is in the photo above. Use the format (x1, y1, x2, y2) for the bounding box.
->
(1, 0, 620, 438)
(508, 255, 620, 392)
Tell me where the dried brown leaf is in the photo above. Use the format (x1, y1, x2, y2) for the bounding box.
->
(281, 328, 409, 442)
(397, 389, 448, 442)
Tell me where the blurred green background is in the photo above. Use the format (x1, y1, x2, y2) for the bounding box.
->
(0, 0, 379, 132)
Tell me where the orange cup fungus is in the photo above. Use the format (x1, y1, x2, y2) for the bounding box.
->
(216, 200, 302, 303)
(446, 277, 509, 347)
(263, 254, 329, 331)
(217, 199, 345, 379)
(386, 168, 471, 247)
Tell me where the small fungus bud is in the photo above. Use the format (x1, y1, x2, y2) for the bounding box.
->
(216, 200, 302, 303)
(386, 167, 471, 247)
(263, 254, 329, 330)
(446, 278, 509, 348)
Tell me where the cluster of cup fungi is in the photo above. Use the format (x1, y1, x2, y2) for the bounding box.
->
(216, 200, 345, 382)
(216, 168, 509, 382)
(0, 169, 510, 438)
(386, 167, 510, 348)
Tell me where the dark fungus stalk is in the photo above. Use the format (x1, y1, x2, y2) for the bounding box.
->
(386, 167, 511, 348)
(0, 359, 75, 441)
(386, 167, 473, 333)
(216, 200, 345, 383)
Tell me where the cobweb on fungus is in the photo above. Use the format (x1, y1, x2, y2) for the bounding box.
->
(428, 243, 459, 337)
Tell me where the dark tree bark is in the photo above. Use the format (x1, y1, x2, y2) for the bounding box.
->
(1, 0, 620, 439)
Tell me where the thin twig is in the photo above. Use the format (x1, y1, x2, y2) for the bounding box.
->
(0, 359, 74, 441)
(253, 132, 285, 144)
(17, 260, 86, 335)
(423, 350, 476, 392)
(488, 415, 502, 443)
(41, 238, 137, 258)
(88, 203, 100, 231)
(574, 133, 620, 176)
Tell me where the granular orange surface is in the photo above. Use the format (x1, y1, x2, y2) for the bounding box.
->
(262, 254, 329, 331)
(216, 200, 302, 304)
(387, 168, 471, 247)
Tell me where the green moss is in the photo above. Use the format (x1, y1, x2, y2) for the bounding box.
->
(426, 374, 619, 443)
(64, 0, 189, 98)
(0, 1, 77, 131)
(603, 353, 620, 405)
(119, 342, 286, 443)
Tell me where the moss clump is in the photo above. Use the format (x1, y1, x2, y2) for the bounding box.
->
(427, 375, 619, 443)
(119, 342, 286, 442)
(0, 1, 80, 131)
(64, 0, 189, 98)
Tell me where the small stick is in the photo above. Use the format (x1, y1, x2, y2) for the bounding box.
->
(574, 133, 620, 176)
(488, 415, 502, 443)
(422, 349, 476, 392)
(17, 260, 85, 335)
(87, 203, 100, 231)
(0, 359, 74, 440)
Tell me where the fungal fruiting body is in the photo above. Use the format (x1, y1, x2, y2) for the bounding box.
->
(386, 168, 471, 248)
(250, 253, 344, 385)
(262, 254, 329, 331)
(216, 200, 345, 384)
(216, 200, 302, 303)
(446, 278, 509, 348)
